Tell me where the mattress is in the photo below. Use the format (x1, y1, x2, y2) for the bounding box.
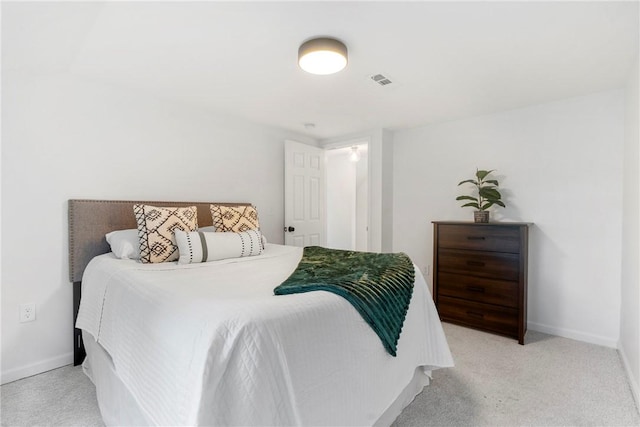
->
(76, 243, 453, 426)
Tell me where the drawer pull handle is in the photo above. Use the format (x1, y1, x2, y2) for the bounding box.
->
(466, 311, 484, 318)
(467, 260, 485, 267)
(467, 236, 486, 240)
(466, 286, 485, 293)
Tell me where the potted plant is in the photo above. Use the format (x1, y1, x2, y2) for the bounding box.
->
(456, 169, 505, 223)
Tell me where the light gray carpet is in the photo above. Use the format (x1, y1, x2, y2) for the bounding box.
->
(1, 363, 103, 427)
(2, 323, 638, 426)
(395, 323, 639, 426)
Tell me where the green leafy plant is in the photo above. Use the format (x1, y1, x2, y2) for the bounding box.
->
(456, 169, 506, 211)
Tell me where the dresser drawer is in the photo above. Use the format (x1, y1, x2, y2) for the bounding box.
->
(438, 296, 518, 337)
(438, 224, 521, 253)
(438, 248, 520, 281)
(438, 272, 518, 308)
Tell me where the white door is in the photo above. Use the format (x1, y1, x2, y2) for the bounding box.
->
(284, 140, 325, 247)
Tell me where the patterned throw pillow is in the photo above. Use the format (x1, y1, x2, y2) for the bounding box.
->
(210, 205, 260, 233)
(134, 204, 198, 264)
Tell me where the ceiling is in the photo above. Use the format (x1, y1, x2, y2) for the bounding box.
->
(3, 1, 639, 140)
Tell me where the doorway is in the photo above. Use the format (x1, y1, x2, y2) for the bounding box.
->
(325, 143, 369, 251)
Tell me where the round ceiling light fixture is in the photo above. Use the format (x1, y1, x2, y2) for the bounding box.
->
(298, 37, 348, 75)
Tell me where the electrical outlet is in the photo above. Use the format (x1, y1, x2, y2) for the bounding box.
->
(19, 303, 36, 323)
(424, 265, 431, 276)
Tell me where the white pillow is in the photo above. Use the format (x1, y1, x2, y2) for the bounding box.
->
(105, 229, 140, 260)
(198, 225, 267, 247)
(174, 229, 263, 264)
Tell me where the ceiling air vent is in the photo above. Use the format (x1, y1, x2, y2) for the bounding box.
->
(370, 73, 393, 86)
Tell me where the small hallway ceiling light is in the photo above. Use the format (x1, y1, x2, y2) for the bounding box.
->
(298, 37, 348, 75)
(350, 146, 361, 162)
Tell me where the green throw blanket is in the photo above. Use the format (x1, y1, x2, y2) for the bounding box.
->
(274, 246, 415, 356)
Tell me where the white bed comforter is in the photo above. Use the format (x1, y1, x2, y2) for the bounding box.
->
(76, 244, 453, 426)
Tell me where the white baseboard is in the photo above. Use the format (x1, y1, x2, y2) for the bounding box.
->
(528, 321, 618, 348)
(618, 344, 640, 414)
(1, 352, 73, 385)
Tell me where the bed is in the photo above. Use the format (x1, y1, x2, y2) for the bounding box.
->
(69, 199, 453, 426)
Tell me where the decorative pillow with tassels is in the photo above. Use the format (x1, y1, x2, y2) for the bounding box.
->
(134, 204, 198, 264)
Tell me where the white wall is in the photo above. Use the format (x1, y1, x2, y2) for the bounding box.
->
(355, 148, 369, 251)
(380, 129, 394, 252)
(393, 90, 624, 347)
(326, 148, 356, 250)
(620, 56, 640, 408)
(0, 71, 315, 383)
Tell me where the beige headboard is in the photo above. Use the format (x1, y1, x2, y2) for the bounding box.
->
(68, 199, 251, 283)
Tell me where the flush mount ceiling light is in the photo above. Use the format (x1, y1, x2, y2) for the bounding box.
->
(298, 37, 348, 75)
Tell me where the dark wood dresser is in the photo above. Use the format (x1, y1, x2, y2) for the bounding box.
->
(433, 221, 530, 344)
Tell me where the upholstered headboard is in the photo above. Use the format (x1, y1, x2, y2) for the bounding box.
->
(68, 199, 251, 282)
(68, 199, 251, 365)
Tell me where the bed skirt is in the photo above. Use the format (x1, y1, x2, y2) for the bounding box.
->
(82, 331, 431, 426)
